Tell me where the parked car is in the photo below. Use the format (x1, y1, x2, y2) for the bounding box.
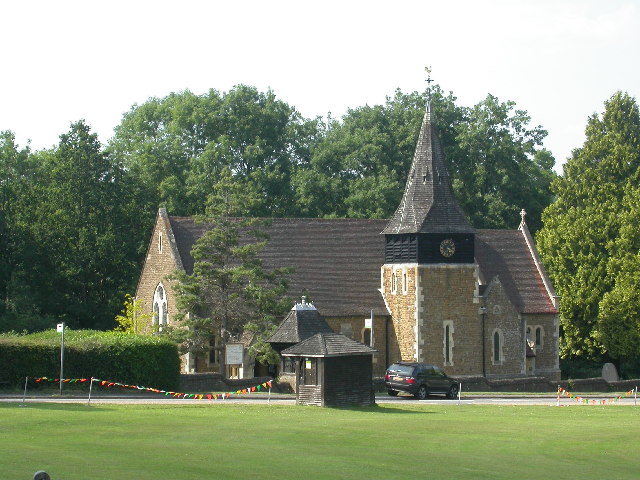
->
(384, 362, 459, 399)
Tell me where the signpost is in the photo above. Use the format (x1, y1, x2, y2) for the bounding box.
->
(57, 322, 65, 395)
(364, 315, 372, 330)
(364, 310, 374, 347)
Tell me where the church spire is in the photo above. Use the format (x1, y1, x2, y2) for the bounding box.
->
(382, 73, 473, 235)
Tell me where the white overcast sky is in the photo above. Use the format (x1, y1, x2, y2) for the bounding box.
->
(2, 0, 639, 173)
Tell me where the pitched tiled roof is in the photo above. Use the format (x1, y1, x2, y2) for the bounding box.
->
(382, 107, 474, 235)
(167, 216, 557, 316)
(475, 230, 557, 314)
(280, 333, 376, 357)
(266, 303, 334, 344)
(169, 216, 390, 318)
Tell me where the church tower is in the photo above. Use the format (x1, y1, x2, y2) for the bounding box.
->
(381, 94, 482, 375)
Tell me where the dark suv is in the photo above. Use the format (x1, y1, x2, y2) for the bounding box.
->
(384, 363, 459, 399)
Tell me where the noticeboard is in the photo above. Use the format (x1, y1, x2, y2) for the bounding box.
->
(225, 343, 244, 365)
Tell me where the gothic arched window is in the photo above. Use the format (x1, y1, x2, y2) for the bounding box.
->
(535, 326, 544, 350)
(492, 329, 504, 365)
(443, 321, 454, 366)
(153, 284, 168, 330)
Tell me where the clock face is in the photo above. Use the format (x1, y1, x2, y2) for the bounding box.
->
(439, 238, 456, 258)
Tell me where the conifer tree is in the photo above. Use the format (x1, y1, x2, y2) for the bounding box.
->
(170, 167, 290, 374)
(537, 92, 640, 360)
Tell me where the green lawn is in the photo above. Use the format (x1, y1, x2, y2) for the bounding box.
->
(1, 402, 638, 480)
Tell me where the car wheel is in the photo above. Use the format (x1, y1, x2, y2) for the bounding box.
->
(447, 384, 459, 399)
(415, 385, 428, 400)
(387, 389, 399, 397)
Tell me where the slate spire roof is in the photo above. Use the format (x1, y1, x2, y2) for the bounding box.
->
(382, 104, 474, 235)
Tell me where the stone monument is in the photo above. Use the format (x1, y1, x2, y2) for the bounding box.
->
(601, 362, 619, 382)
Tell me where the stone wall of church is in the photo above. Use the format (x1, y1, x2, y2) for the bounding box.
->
(324, 314, 391, 376)
(381, 265, 419, 366)
(484, 280, 525, 377)
(419, 264, 482, 376)
(523, 313, 561, 380)
(135, 212, 180, 334)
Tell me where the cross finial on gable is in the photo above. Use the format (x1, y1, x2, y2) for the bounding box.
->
(519, 209, 527, 227)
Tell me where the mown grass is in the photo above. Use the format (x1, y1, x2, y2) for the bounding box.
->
(1, 402, 638, 480)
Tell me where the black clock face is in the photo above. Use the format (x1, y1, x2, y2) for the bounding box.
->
(439, 238, 455, 258)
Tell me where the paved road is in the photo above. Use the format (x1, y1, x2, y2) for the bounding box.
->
(1, 393, 637, 406)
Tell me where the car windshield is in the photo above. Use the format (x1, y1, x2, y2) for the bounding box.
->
(387, 364, 414, 375)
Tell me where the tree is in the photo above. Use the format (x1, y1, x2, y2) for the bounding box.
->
(108, 90, 216, 218)
(108, 85, 318, 221)
(295, 87, 555, 230)
(114, 294, 151, 333)
(449, 94, 555, 231)
(0, 131, 37, 325)
(170, 167, 290, 374)
(596, 170, 640, 359)
(293, 89, 442, 218)
(22, 121, 143, 329)
(537, 91, 640, 359)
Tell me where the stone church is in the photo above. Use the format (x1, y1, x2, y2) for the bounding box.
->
(135, 102, 560, 381)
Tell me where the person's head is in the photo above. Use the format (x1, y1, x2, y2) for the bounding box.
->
(33, 471, 51, 480)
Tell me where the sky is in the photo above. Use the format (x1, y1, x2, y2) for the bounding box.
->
(2, 0, 639, 173)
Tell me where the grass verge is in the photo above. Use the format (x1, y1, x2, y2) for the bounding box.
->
(1, 403, 638, 480)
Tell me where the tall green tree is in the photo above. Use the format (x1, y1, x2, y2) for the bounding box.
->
(0, 131, 36, 323)
(23, 121, 142, 329)
(108, 85, 318, 221)
(449, 94, 555, 231)
(296, 87, 555, 230)
(537, 91, 640, 359)
(171, 167, 290, 374)
(293, 89, 428, 218)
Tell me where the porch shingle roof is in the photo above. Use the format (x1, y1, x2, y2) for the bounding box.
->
(281, 332, 376, 357)
(267, 305, 334, 344)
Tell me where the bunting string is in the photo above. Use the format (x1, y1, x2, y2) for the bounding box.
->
(34, 378, 90, 384)
(557, 386, 636, 405)
(34, 377, 273, 401)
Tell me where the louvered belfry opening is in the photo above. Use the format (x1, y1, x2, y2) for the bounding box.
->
(384, 233, 475, 264)
(384, 234, 418, 263)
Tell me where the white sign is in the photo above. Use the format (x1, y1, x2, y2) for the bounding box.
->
(56, 323, 64, 333)
(364, 317, 372, 329)
(225, 344, 244, 365)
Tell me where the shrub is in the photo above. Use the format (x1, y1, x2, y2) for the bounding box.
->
(0, 312, 56, 334)
(560, 356, 603, 380)
(0, 330, 180, 389)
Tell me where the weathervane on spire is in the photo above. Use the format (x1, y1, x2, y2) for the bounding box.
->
(425, 66, 433, 103)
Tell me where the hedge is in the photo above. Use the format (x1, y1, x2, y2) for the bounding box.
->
(0, 330, 180, 390)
